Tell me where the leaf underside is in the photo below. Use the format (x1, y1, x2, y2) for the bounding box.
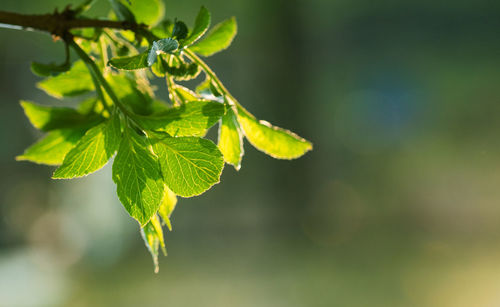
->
(112, 129, 165, 226)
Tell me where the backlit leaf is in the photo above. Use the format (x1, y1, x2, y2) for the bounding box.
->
(237, 106, 312, 159)
(31, 60, 70, 77)
(140, 214, 165, 273)
(151, 134, 224, 197)
(16, 128, 88, 165)
(37, 61, 94, 99)
(122, 0, 164, 26)
(53, 113, 121, 179)
(158, 185, 177, 231)
(20, 101, 93, 131)
(190, 17, 237, 57)
(112, 128, 165, 226)
(181, 6, 211, 47)
(108, 52, 149, 70)
(109, 0, 136, 23)
(147, 38, 179, 66)
(106, 74, 154, 115)
(133, 100, 225, 137)
(174, 85, 199, 103)
(218, 107, 243, 170)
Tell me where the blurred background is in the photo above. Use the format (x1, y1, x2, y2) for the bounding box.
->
(2, 0, 500, 306)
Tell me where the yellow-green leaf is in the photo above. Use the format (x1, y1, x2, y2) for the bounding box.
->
(218, 107, 243, 170)
(53, 113, 121, 179)
(16, 128, 88, 165)
(20, 101, 93, 131)
(37, 61, 94, 99)
(182, 6, 211, 47)
(151, 135, 224, 197)
(158, 185, 177, 231)
(122, 0, 164, 26)
(112, 129, 165, 226)
(140, 214, 165, 273)
(190, 17, 237, 57)
(108, 52, 149, 70)
(133, 100, 225, 137)
(237, 106, 312, 159)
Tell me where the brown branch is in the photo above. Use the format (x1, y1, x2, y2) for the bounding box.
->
(0, 9, 146, 38)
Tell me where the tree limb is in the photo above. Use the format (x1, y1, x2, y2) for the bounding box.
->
(0, 9, 146, 38)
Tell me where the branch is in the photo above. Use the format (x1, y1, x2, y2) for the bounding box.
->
(0, 9, 146, 37)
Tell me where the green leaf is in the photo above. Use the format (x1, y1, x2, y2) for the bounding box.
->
(37, 61, 94, 99)
(174, 85, 199, 103)
(164, 61, 201, 81)
(20, 101, 93, 131)
(151, 56, 166, 77)
(106, 74, 153, 115)
(237, 106, 313, 159)
(190, 17, 237, 57)
(16, 128, 88, 165)
(112, 129, 165, 226)
(122, 0, 164, 26)
(195, 77, 221, 97)
(109, 0, 136, 23)
(140, 214, 165, 273)
(158, 185, 177, 231)
(53, 113, 121, 179)
(181, 6, 211, 47)
(150, 134, 224, 197)
(133, 100, 225, 137)
(108, 52, 149, 70)
(73, 0, 97, 16)
(148, 38, 179, 66)
(218, 107, 243, 170)
(31, 60, 71, 77)
(151, 20, 173, 38)
(172, 20, 188, 40)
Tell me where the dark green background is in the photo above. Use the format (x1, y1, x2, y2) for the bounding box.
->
(1, 0, 500, 306)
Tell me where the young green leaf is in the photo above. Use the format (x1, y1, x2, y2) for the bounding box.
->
(237, 106, 312, 159)
(122, 0, 164, 26)
(133, 100, 225, 137)
(73, 0, 97, 16)
(53, 113, 121, 179)
(218, 107, 243, 170)
(150, 134, 224, 197)
(112, 129, 165, 226)
(158, 185, 177, 231)
(190, 17, 237, 57)
(174, 85, 199, 103)
(147, 38, 179, 66)
(20, 101, 93, 131)
(151, 56, 166, 77)
(164, 61, 201, 81)
(37, 61, 94, 99)
(172, 20, 188, 40)
(181, 6, 211, 47)
(31, 60, 71, 77)
(109, 0, 136, 23)
(152, 19, 173, 38)
(106, 74, 154, 115)
(108, 52, 149, 70)
(140, 214, 165, 273)
(16, 128, 88, 165)
(195, 77, 221, 97)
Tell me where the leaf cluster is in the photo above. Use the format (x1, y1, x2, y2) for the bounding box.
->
(16, 0, 312, 271)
